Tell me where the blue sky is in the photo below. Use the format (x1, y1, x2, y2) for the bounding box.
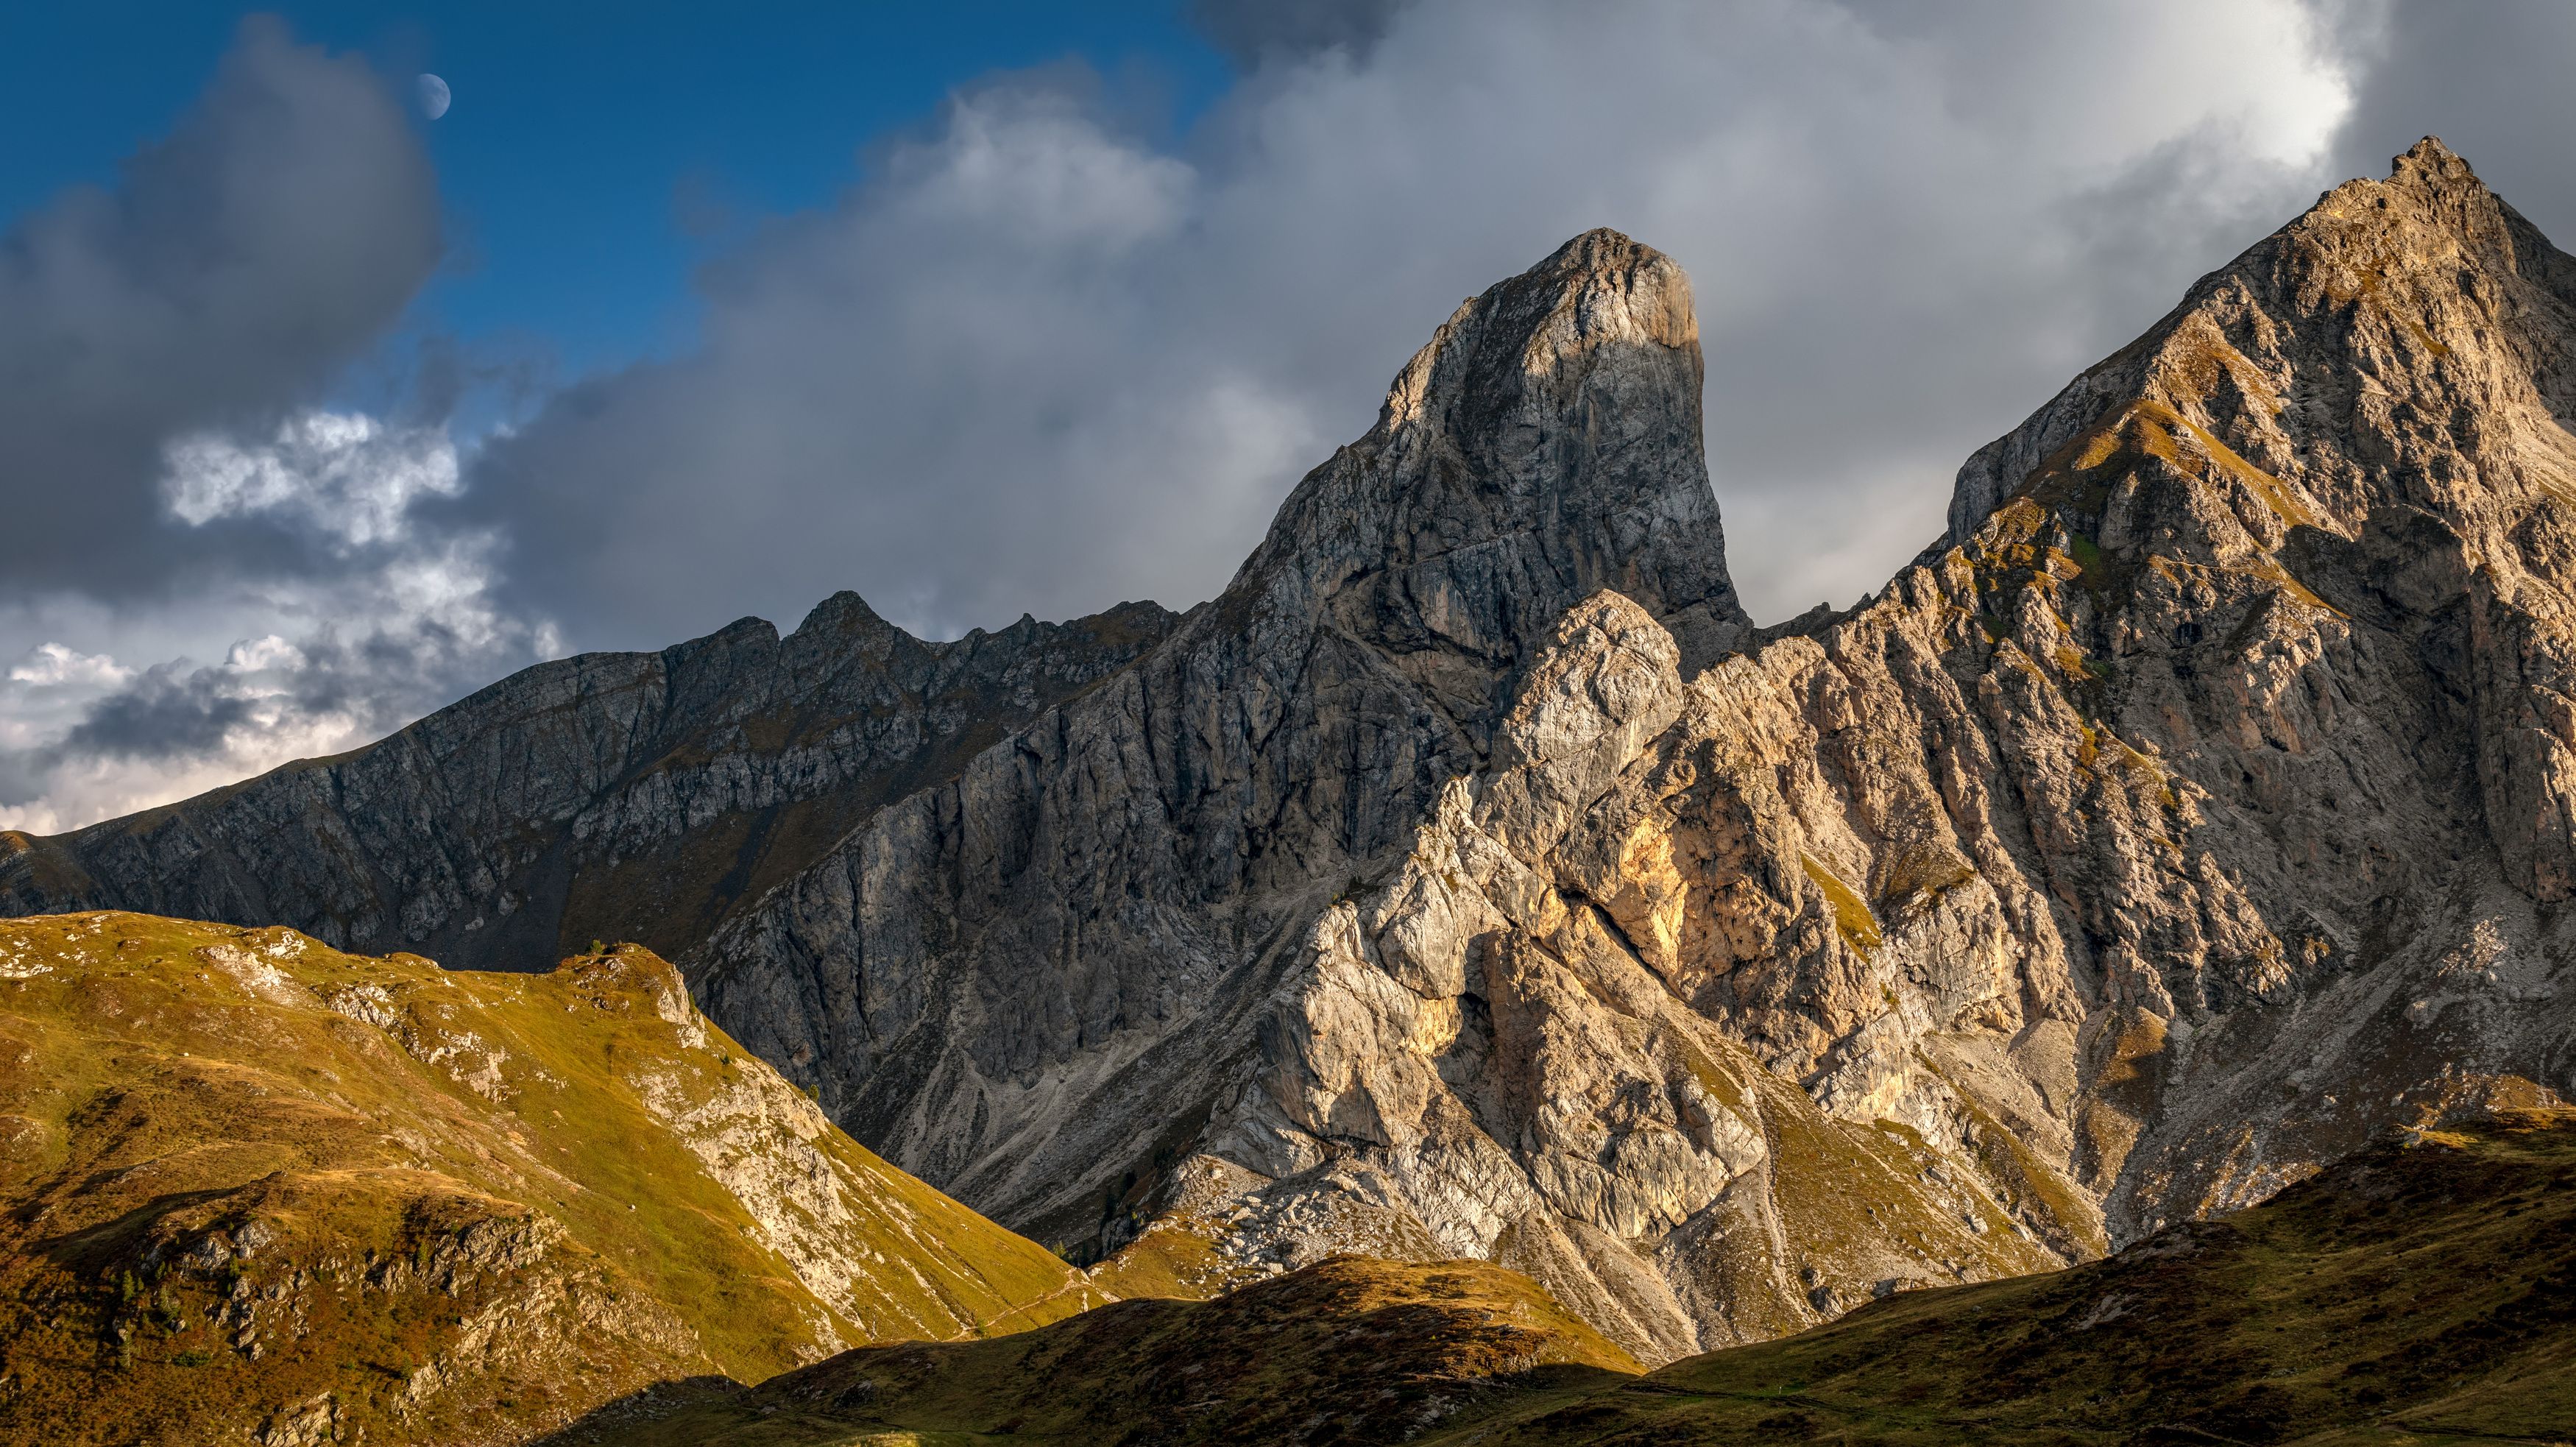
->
(0, 3, 1231, 372)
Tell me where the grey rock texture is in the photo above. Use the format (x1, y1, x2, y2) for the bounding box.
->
(13, 144, 2576, 1368)
(690, 229, 1756, 1268)
(1161, 138, 2576, 1362)
(0, 595, 1173, 972)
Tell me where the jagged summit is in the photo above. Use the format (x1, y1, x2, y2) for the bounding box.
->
(687, 227, 1764, 1265)
(1947, 135, 2576, 543)
(1922, 132, 2576, 902)
(1233, 225, 1748, 684)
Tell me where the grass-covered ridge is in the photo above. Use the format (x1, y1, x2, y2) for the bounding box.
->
(0, 911, 1101, 1446)
(562, 1255, 1641, 1446)
(1462, 1107, 2576, 1444)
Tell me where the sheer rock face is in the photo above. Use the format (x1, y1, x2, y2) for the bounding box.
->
(1142, 138, 2576, 1363)
(0, 595, 1175, 972)
(13, 144, 2576, 1370)
(688, 230, 1757, 1264)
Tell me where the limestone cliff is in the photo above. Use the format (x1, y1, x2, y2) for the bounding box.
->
(1133, 138, 2576, 1361)
(687, 231, 1756, 1287)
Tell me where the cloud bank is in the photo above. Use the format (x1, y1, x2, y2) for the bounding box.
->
(464, 0, 2354, 651)
(13, 0, 2569, 835)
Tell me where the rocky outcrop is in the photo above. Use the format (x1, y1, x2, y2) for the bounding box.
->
(1133, 138, 2576, 1362)
(0, 596, 1173, 972)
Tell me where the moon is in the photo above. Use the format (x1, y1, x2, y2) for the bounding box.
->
(416, 74, 451, 121)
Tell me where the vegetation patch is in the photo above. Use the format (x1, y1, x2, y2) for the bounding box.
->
(1800, 855, 1883, 952)
(569, 1256, 1639, 1446)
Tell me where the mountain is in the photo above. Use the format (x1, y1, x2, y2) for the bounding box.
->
(590, 1108, 2576, 1445)
(10, 139, 2576, 1368)
(0, 912, 1101, 1446)
(1095, 135, 2576, 1359)
(5, 229, 1768, 1320)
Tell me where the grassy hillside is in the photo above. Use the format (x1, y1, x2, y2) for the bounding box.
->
(1456, 1107, 2576, 1444)
(568, 1255, 1641, 1446)
(0, 912, 1105, 1446)
(590, 1110, 2576, 1446)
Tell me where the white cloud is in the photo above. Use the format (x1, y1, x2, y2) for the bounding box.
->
(0, 407, 550, 835)
(8, 643, 132, 690)
(161, 411, 462, 549)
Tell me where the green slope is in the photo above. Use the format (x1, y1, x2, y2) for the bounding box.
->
(1459, 1108, 2576, 1445)
(0, 911, 1106, 1446)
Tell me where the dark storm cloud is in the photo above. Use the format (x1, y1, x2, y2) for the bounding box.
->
(2323, 0, 2576, 245)
(0, 15, 442, 601)
(61, 663, 254, 761)
(1188, 0, 1406, 66)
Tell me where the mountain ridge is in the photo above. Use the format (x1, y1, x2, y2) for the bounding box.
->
(0, 592, 1177, 972)
(11, 138, 2576, 1370)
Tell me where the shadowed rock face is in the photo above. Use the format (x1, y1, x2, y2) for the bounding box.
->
(0, 595, 1176, 972)
(15, 143, 2576, 1370)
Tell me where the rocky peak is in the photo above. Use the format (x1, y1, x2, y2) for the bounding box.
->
(680, 227, 1763, 1270)
(1933, 134, 2576, 902)
(1947, 136, 2576, 550)
(1236, 227, 1749, 689)
(1066, 142, 2576, 1362)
